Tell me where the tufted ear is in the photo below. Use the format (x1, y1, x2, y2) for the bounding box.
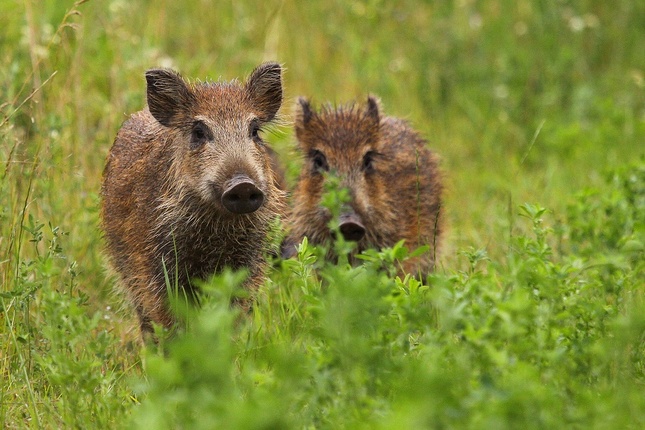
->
(246, 62, 283, 122)
(294, 97, 317, 148)
(365, 95, 381, 128)
(295, 97, 315, 126)
(145, 69, 195, 127)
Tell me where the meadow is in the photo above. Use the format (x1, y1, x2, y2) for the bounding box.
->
(1, 0, 644, 428)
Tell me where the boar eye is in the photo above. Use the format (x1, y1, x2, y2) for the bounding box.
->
(310, 150, 329, 173)
(249, 119, 262, 143)
(190, 121, 212, 149)
(362, 151, 376, 173)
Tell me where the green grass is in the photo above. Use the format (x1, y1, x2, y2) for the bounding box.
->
(1, 0, 644, 428)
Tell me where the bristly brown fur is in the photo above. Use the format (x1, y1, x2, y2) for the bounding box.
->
(285, 96, 443, 276)
(101, 63, 285, 336)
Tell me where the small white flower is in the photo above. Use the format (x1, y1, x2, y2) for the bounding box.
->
(569, 16, 585, 32)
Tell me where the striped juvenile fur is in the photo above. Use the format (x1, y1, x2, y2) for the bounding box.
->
(284, 96, 442, 276)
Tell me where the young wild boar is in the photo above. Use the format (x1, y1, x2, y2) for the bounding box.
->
(101, 62, 285, 335)
(284, 96, 442, 276)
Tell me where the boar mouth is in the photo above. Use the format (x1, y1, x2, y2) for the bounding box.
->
(220, 175, 265, 214)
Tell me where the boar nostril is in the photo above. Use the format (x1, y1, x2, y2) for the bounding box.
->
(222, 176, 265, 214)
(339, 222, 366, 242)
(338, 213, 366, 242)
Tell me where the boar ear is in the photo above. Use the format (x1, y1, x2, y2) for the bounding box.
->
(246, 62, 283, 122)
(365, 95, 381, 127)
(294, 97, 316, 146)
(295, 97, 314, 127)
(146, 69, 194, 127)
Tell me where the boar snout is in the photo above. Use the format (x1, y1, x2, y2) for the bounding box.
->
(338, 212, 366, 242)
(221, 175, 265, 214)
